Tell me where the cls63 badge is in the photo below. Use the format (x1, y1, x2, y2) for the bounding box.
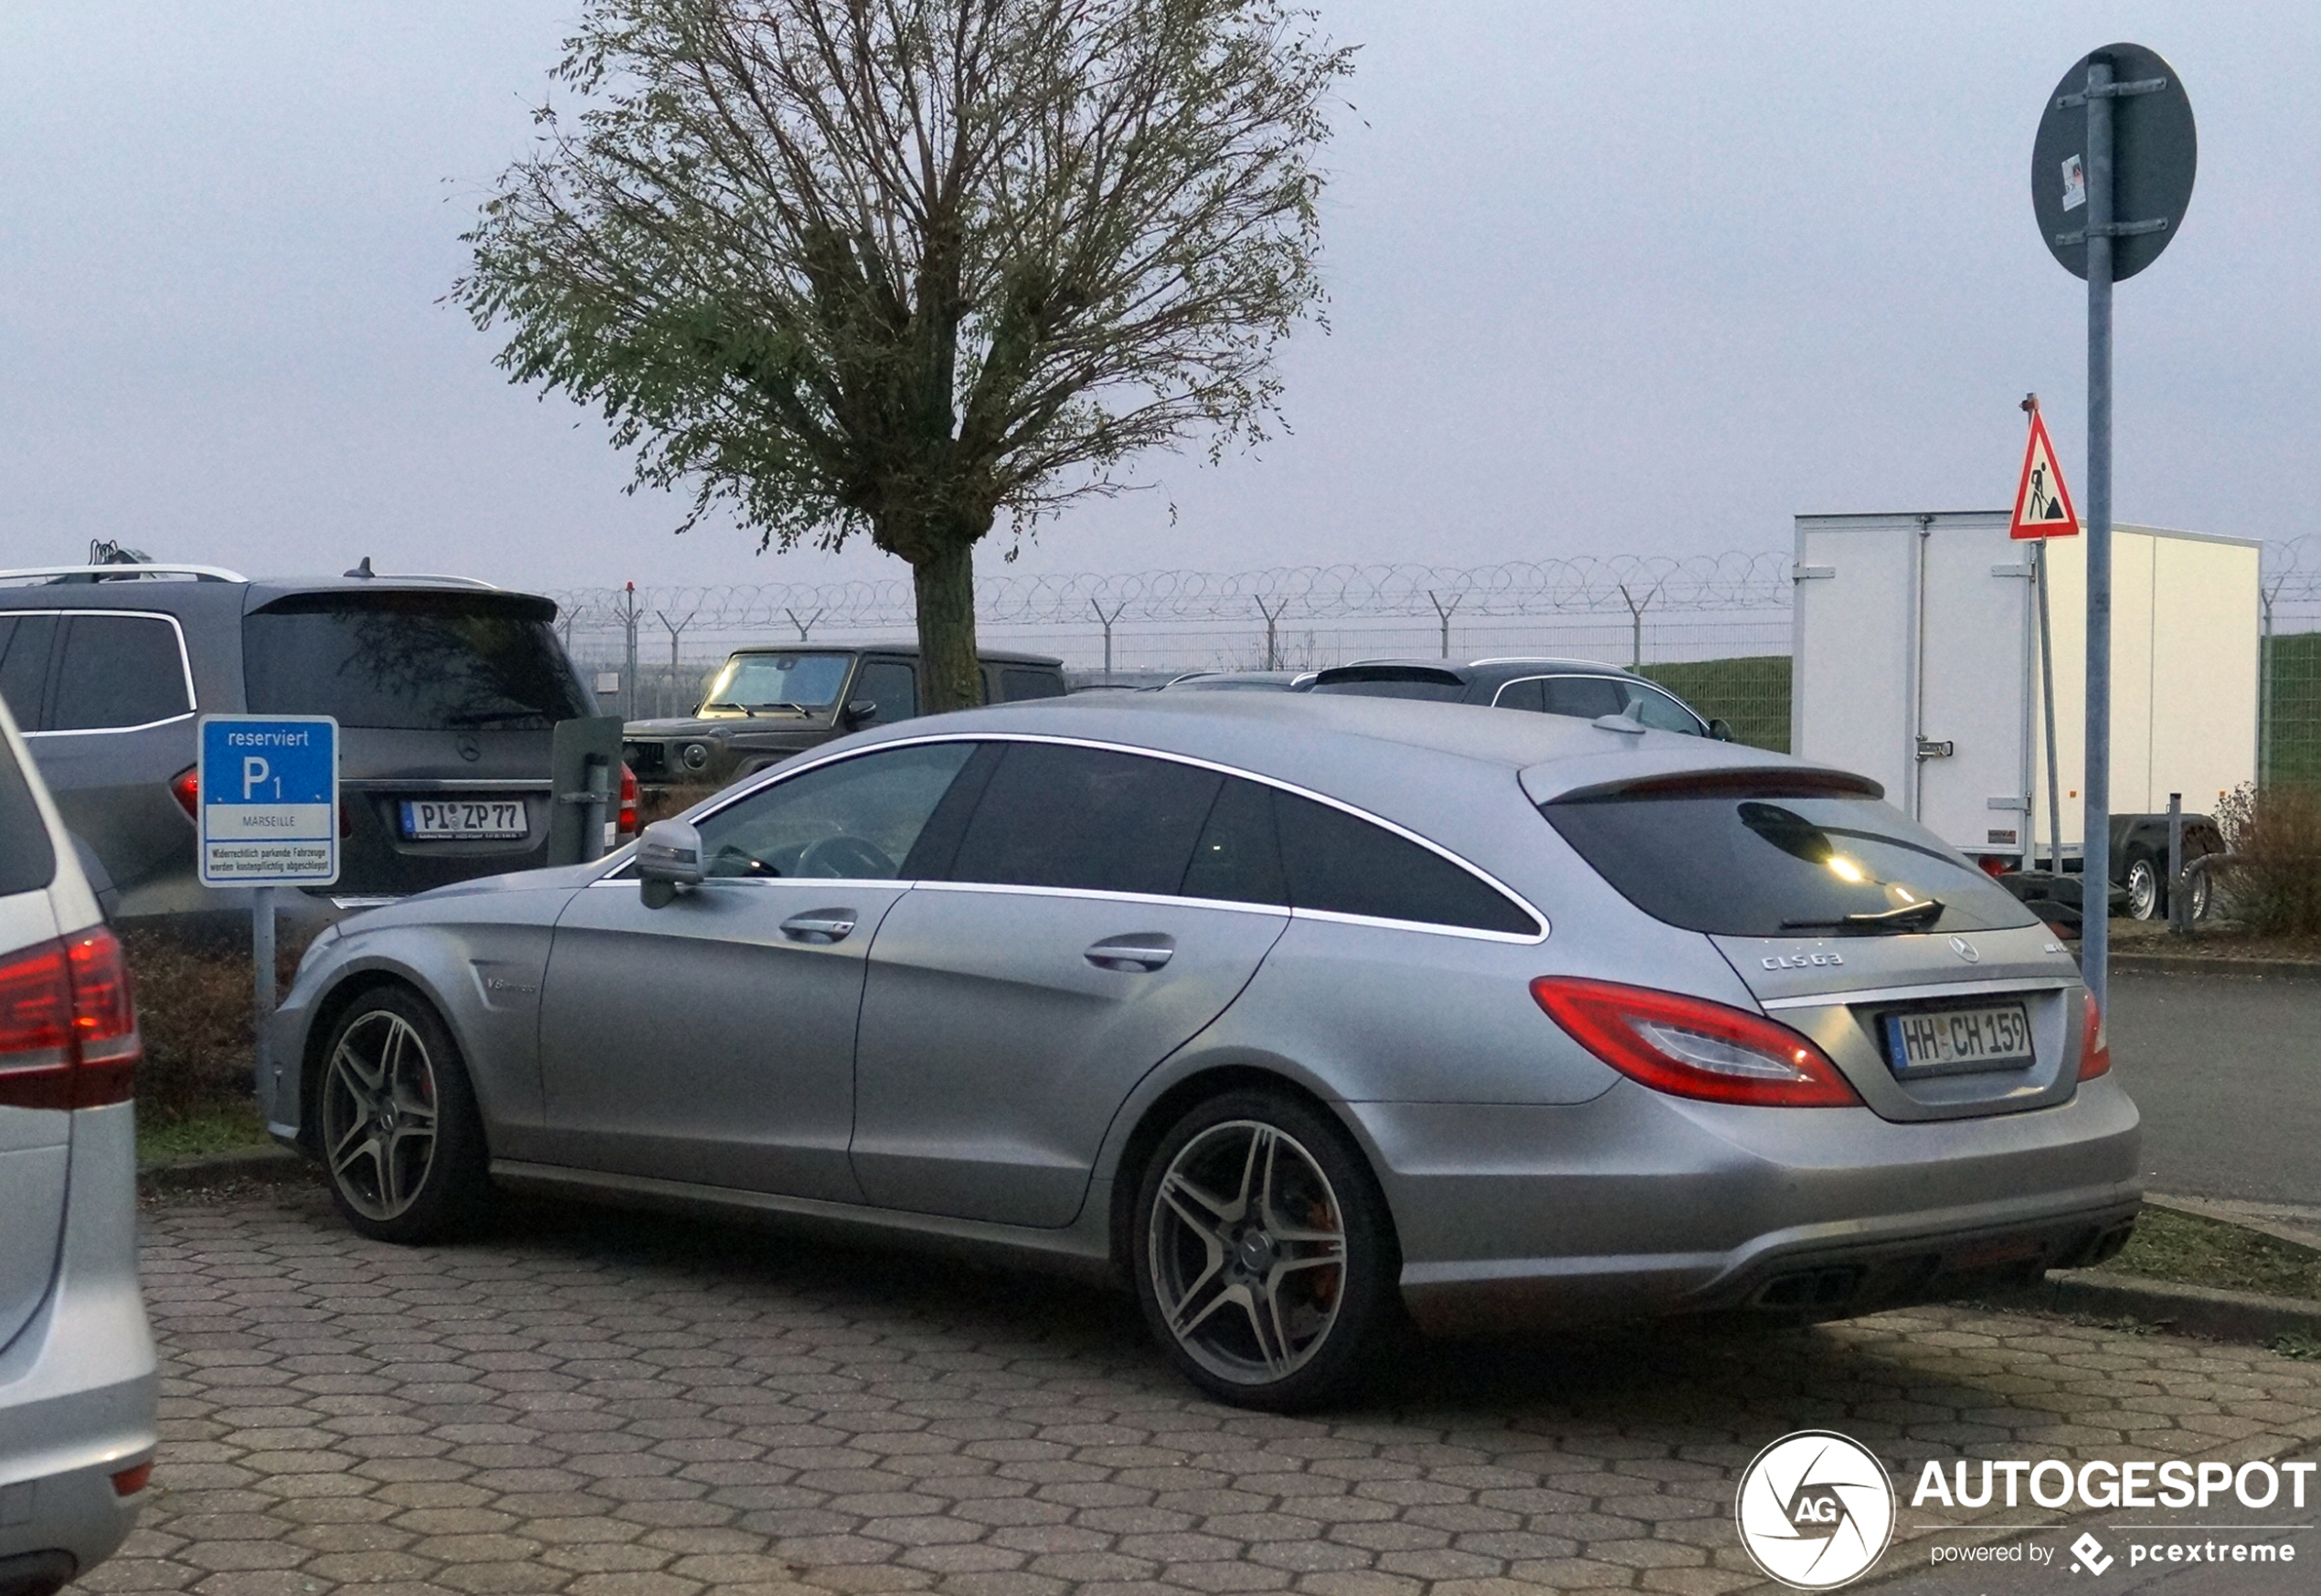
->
(1734, 1431, 1895, 1590)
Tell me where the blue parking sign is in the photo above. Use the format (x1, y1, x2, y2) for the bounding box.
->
(198, 716, 339, 886)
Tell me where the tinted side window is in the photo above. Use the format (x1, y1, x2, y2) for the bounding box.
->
(1275, 790, 1536, 935)
(52, 615, 193, 731)
(696, 742, 974, 880)
(853, 660, 917, 724)
(949, 743, 1221, 895)
(1180, 777, 1288, 906)
(1001, 667, 1065, 702)
(1492, 678, 1547, 712)
(0, 731, 57, 897)
(1541, 675, 1627, 719)
(0, 615, 58, 733)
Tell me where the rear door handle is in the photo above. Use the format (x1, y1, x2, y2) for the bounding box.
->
(1086, 934, 1174, 972)
(780, 909, 858, 945)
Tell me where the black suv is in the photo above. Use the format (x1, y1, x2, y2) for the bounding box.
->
(623, 642, 1066, 787)
(1308, 657, 1730, 737)
(0, 561, 617, 931)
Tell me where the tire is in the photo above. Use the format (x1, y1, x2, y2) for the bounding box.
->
(1131, 1089, 1401, 1411)
(2124, 851, 2163, 921)
(315, 987, 492, 1243)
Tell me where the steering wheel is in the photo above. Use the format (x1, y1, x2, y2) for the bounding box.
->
(795, 834, 895, 879)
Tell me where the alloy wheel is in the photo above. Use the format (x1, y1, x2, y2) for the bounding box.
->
(321, 1009, 440, 1221)
(1146, 1119, 1348, 1385)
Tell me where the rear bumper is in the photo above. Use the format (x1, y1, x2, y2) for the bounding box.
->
(1348, 1076, 2142, 1337)
(0, 1105, 157, 1585)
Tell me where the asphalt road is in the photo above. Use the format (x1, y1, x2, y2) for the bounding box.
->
(2107, 971, 2321, 1206)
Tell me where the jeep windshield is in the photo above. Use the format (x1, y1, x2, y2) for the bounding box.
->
(1541, 775, 2039, 937)
(698, 653, 853, 714)
(242, 591, 590, 730)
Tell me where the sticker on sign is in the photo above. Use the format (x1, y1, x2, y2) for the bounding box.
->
(198, 715, 341, 886)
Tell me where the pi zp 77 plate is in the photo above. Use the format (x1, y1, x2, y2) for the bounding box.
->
(1882, 1002, 2034, 1077)
(399, 799, 528, 840)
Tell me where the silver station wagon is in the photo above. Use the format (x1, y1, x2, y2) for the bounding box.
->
(267, 693, 2140, 1410)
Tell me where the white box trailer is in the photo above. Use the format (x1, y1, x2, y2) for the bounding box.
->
(1791, 512, 2259, 905)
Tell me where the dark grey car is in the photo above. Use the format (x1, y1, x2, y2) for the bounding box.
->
(270, 692, 2137, 1411)
(622, 643, 1066, 788)
(0, 563, 610, 934)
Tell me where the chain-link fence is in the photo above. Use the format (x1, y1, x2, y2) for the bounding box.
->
(546, 539, 2318, 766)
(2263, 534, 2321, 787)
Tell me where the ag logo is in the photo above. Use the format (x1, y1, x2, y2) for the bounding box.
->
(1734, 1430, 1895, 1590)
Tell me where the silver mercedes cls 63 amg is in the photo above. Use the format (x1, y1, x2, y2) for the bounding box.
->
(266, 692, 2139, 1410)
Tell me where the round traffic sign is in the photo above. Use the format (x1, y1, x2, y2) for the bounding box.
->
(2031, 42, 2196, 281)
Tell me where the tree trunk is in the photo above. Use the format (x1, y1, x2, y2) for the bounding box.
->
(912, 539, 982, 713)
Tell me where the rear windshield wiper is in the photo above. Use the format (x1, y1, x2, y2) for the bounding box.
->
(1780, 899, 1946, 934)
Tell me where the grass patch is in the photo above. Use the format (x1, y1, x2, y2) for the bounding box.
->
(1636, 655, 1791, 752)
(137, 1099, 272, 1166)
(2096, 1206, 2321, 1301)
(2275, 1332, 2321, 1361)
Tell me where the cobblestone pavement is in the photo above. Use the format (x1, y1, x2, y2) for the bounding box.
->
(79, 1179, 2321, 1596)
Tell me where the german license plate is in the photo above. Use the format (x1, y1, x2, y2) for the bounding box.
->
(1883, 1003, 2034, 1076)
(398, 798, 528, 840)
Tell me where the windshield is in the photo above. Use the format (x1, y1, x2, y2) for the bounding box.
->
(701, 653, 853, 713)
(243, 593, 590, 730)
(1542, 790, 2039, 937)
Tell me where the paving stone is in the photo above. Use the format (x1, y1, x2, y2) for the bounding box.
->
(84, 1184, 2321, 1596)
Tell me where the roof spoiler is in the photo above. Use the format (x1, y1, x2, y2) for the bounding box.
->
(1545, 766, 1885, 805)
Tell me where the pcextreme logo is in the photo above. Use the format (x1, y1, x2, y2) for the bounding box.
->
(1734, 1431, 1896, 1590)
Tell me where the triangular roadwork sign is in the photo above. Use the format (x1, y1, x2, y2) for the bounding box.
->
(2009, 409, 2080, 539)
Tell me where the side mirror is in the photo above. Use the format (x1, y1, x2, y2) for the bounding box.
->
(1708, 718, 1735, 742)
(637, 819, 704, 910)
(843, 698, 881, 728)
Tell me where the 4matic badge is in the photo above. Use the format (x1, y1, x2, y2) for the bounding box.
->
(1735, 1431, 1896, 1590)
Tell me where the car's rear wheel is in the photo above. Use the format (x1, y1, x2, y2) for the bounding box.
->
(1131, 1090, 1399, 1411)
(2124, 850, 2162, 920)
(317, 988, 490, 1242)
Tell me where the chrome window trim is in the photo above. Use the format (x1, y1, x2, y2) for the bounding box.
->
(1758, 977, 2075, 1011)
(1490, 671, 1706, 735)
(624, 729, 1551, 941)
(909, 878, 1291, 922)
(11, 608, 199, 735)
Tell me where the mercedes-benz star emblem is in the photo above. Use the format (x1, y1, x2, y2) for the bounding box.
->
(456, 735, 482, 764)
(1946, 935, 1979, 964)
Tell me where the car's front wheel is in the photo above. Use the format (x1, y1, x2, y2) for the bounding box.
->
(1131, 1090, 1400, 1411)
(2124, 851, 2163, 920)
(316, 987, 490, 1243)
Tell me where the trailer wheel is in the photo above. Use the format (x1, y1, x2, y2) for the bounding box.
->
(2123, 850, 2163, 920)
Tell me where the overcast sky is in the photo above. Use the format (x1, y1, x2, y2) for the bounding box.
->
(3, 2, 2313, 594)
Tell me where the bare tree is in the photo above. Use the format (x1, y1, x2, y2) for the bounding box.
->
(457, 0, 1352, 711)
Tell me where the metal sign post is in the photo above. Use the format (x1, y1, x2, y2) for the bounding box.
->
(2030, 43, 2195, 1018)
(198, 715, 341, 1094)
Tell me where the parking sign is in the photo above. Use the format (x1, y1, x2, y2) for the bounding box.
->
(198, 716, 339, 886)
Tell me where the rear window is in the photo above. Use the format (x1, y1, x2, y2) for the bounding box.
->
(1542, 788, 2039, 937)
(243, 592, 589, 730)
(1000, 667, 1064, 702)
(0, 732, 57, 897)
(1309, 665, 1465, 702)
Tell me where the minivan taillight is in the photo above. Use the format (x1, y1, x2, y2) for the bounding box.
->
(2078, 991, 2111, 1081)
(619, 762, 639, 837)
(1530, 977, 1860, 1108)
(172, 765, 199, 819)
(0, 928, 140, 1110)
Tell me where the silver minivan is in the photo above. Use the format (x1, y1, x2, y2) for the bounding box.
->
(0, 692, 156, 1596)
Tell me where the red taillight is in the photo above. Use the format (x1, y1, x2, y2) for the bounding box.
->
(2078, 991, 2111, 1081)
(0, 928, 140, 1111)
(1530, 977, 1860, 1108)
(111, 1461, 154, 1497)
(171, 766, 198, 819)
(619, 761, 639, 836)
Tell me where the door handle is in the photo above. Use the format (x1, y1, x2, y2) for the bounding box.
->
(1086, 934, 1174, 972)
(780, 909, 858, 945)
